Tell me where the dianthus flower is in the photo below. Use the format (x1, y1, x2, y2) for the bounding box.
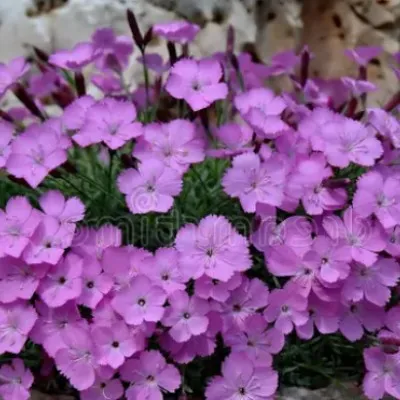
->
(0, 359, 33, 400)
(0, 57, 30, 98)
(166, 58, 228, 111)
(49, 42, 99, 70)
(153, 20, 200, 44)
(175, 215, 251, 281)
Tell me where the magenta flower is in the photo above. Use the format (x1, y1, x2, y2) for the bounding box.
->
(30, 301, 87, 357)
(0, 121, 14, 168)
(205, 352, 278, 400)
(74, 98, 143, 149)
(118, 159, 182, 214)
(223, 278, 269, 330)
(0, 57, 30, 98)
(345, 46, 382, 66)
(72, 225, 122, 260)
(55, 327, 98, 390)
(320, 117, 383, 168)
(81, 373, 124, 400)
(264, 288, 308, 334)
(38, 253, 83, 307)
(0, 301, 37, 354)
(134, 119, 205, 173)
(78, 256, 113, 309)
(363, 347, 400, 399)
(92, 321, 140, 368)
(153, 20, 200, 44)
(0, 257, 48, 303)
(111, 274, 166, 325)
(49, 42, 99, 71)
(312, 235, 351, 283)
(222, 153, 287, 212)
(339, 300, 384, 342)
(120, 350, 181, 400)
(0, 359, 33, 400)
(0, 196, 41, 258)
(224, 315, 285, 367)
(62, 95, 96, 131)
(234, 88, 288, 139)
(163, 291, 209, 343)
(195, 273, 242, 302)
(166, 58, 228, 111)
(342, 258, 400, 307)
(368, 108, 400, 149)
(175, 215, 252, 281)
(295, 294, 339, 339)
(208, 123, 253, 158)
(7, 124, 67, 188)
(143, 247, 187, 295)
(353, 171, 400, 229)
(23, 216, 73, 265)
(39, 190, 85, 226)
(323, 207, 386, 266)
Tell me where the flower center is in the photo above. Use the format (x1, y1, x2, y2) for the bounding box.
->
(238, 387, 246, 395)
(146, 375, 155, 382)
(212, 279, 219, 285)
(206, 248, 214, 257)
(146, 184, 155, 193)
(281, 305, 289, 312)
(233, 304, 242, 312)
(138, 298, 146, 306)
(161, 273, 169, 281)
(321, 257, 329, 264)
(183, 312, 191, 319)
(86, 281, 94, 289)
(112, 341, 119, 348)
(59, 277, 66, 285)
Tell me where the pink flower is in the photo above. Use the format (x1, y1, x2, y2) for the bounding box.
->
(368, 108, 400, 149)
(341, 77, 377, 97)
(195, 273, 242, 302)
(111, 274, 166, 325)
(163, 291, 209, 343)
(339, 300, 384, 342)
(137, 53, 169, 74)
(353, 171, 400, 229)
(39, 190, 85, 226)
(72, 225, 122, 260)
(222, 153, 287, 212)
(264, 50, 300, 76)
(205, 352, 278, 400)
(0, 196, 41, 258)
(30, 301, 87, 357)
(208, 123, 253, 158)
(92, 321, 141, 368)
(234, 88, 288, 139)
(62, 95, 96, 131)
(224, 315, 285, 367)
(0, 121, 14, 168)
(23, 216, 73, 265)
(49, 42, 99, 71)
(175, 215, 251, 281)
(143, 247, 187, 295)
(153, 21, 200, 44)
(323, 207, 386, 266)
(0, 301, 37, 354)
(264, 288, 308, 334)
(0, 359, 33, 400)
(166, 58, 228, 111)
(320, 117, 383, 168)
(120, 350, 181, 400)
(345, 46, 382, 66)
(222, 278, 269, 330)
(0, 57, 30, 98)
(55, 327, 98, 390)
(133, 119, 205, 173)
(363, 347, 400, 399)
(0, 257, 48, 303)
(78, 256, 113, 309)
(7, 124, 67, 188)
(118, 159, 182, 214)
(342, 258, 400, 306)
(74, 98, 143, 149)
(295, 295, 339, 339)
(38, 253, 83, 307)
(312, 235, 351, 283)
(81, 372, 124, 400)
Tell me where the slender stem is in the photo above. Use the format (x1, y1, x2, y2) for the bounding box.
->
(74, 71, 86, 97)
(142, 55, 150, 110)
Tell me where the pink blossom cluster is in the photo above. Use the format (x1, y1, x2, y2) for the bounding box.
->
(0, 10, 399, 400)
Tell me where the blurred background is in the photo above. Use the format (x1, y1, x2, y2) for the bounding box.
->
(0, 0, 399, 104)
